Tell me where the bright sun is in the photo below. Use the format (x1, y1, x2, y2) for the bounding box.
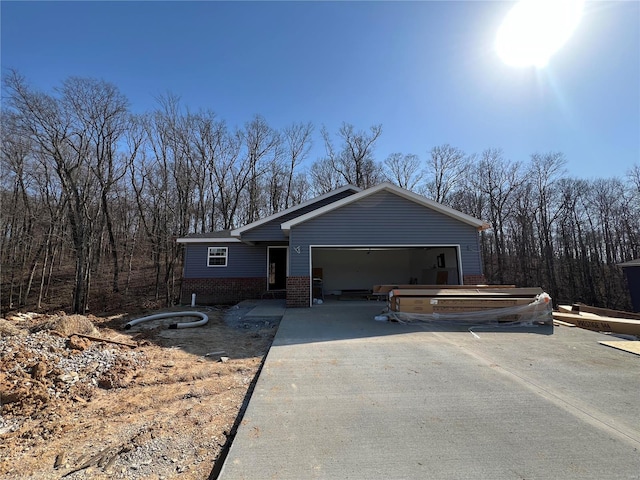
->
(496, 0, 584, 68)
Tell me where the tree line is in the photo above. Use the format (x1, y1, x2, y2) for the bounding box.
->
(1, 72, 638, 313)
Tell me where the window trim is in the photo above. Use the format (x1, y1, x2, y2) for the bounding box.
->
(207, 246, 228, 267)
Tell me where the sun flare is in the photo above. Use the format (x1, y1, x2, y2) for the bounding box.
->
(496, 0, 584, 68)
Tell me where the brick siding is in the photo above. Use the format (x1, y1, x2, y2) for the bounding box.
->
(181, 277, 265, 305)
(462, 274, 487, 285)
(286, 276, 311, 308)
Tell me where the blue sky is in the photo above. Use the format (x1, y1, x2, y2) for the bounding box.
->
(2, 1, 638, 179)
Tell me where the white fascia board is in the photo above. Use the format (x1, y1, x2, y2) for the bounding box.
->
(230, 184, 361, 236)
(281, 182, 489, 232)
(618, 259, 640, 267)
(176, 237, 242, 244)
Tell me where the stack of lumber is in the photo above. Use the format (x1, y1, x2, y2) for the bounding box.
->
(388, 286, 544, 318)
(553, 304, 640, 336)
(372, 284, 515, 295)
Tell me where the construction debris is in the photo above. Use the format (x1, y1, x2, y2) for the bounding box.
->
(0, 309, 277, 479)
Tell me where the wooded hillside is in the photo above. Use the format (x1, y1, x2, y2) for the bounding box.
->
(2, 72, 638, 313)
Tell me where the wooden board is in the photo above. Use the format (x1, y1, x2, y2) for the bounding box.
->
(390, 287, 543, 298)
(552, 312, 640, 336)
(373, 284, 516, 294)
(553, 319, 577, 327)
(570, 304, 640, 321)
(598, 341, 640, 356)
(391, 297, 535, 317)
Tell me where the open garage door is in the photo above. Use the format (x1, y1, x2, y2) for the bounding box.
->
(311, 246, 461, 301)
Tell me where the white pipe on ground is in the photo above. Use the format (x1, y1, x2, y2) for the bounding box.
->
(191, 293, 196, 307)
(123, 311, 208, 330)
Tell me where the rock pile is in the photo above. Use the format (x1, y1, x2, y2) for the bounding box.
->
(1, 323, 145, 423)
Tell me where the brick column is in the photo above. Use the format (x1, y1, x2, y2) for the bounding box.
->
(286, 276, 310, 308)
(462, 274, 487, 285)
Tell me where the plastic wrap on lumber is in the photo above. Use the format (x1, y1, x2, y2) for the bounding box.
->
(389, 287, 544, 298)
(387, 293, 553, 326)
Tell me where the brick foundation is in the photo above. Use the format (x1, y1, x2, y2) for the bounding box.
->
(463, 274, 487, 285)
(286, 276, 311, 308)
(181, 277, 265, 305)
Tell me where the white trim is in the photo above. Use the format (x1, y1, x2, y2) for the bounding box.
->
(281, 182, 490, 233)
(267, 246, 289, 291)
(207, 246, 228, 267)
(618, 259, 640, 267)
(231, 185, 361, 236)
(308, 244, 463, 307)
(177, 237, 241, 244)
(457, 246, 464, 284)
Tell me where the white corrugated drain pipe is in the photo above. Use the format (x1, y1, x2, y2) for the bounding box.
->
(124, 311, 208, 330)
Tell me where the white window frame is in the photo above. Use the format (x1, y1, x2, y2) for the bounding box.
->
(207, 246, 228, 267)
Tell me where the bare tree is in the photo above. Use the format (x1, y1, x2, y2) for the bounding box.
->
(61, 77, 130, 293)
(4, 71, 107, 313)
(309, 157, 343, 195)
(316, 123, 383, 189)
(383, 152, 424, 191)
(283, 122, 313, 208)
(426, 144, 470, 204)
(471, 149, 526, 284)
(242, 115, 281, 223)
(528, 152, 567, 299)
(628, 164, 640, 195)
(1, 110, 38, 308)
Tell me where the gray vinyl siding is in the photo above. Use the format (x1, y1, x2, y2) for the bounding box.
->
(241, 189, 356, 242)
(288, 190, 482, 276)
(183, 243, 266, 278)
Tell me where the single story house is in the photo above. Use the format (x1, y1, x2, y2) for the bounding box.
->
(618, 258, 640, 312)
(177, 182, 490, 307)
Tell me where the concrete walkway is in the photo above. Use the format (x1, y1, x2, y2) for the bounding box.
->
(218, 302, 640, 479)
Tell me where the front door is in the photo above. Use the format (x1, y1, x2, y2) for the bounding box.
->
(268, 247, 287, 290)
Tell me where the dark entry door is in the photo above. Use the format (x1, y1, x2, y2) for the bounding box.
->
(268, 247, 287, 290)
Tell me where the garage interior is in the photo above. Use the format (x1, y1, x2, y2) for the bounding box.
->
(311, 246, 460, 300)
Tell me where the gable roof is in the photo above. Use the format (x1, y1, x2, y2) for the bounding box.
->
(229, 184, 360, 236)
(280, 182, 490, 233)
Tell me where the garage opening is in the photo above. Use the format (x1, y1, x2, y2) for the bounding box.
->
(310, 246, 461, 302)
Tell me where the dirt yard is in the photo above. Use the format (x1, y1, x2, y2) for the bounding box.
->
(0, 306, 278, 480)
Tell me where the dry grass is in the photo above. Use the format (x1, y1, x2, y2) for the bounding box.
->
(0, 319, 27, 337)
(35, 314, 100, 336)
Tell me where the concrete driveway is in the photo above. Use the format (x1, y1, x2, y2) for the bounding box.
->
(218, 302, 640, 479)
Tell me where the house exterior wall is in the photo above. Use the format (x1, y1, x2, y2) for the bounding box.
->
(183, 243, 266, 278)
(288, 190, 483, 277)
(181, 277, 265, 304)
(181, 243, 267, 304)
(241, 189, 356, 242)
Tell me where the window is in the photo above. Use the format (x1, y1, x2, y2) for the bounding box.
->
(207, 247, 228, 267)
